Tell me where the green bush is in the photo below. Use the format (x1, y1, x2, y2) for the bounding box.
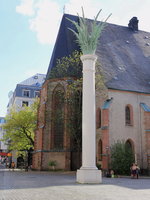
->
(96, 163, 102, 170)
(48, 160, 57, 167)
(110, 141, 134, 175)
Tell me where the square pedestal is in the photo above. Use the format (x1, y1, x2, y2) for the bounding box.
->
(76, 168, 102, 184)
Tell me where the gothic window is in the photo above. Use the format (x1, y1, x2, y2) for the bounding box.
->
(126, 140, 132, 150)
(98, 139, 102, 161)
(96, 108, 101, 129)
(52, 85, 65, 149)
(70, 90, 82, 151)
(125, 139, 134, 154)
(125, 105, 133, 126)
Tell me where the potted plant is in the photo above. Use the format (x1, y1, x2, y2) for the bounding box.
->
(48, 160, 57, 170)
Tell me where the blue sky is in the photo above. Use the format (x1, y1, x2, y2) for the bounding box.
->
(0, 0, 150, 116)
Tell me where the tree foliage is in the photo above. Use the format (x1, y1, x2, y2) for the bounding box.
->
(49, 50, 105, 90)
(66, 79, 82, 151)
(49, 50, 82, 79)
(2, 99, 39, 151)
(110, 141, 135, 175)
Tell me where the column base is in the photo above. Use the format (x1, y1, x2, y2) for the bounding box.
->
(76, 168, 102, 184)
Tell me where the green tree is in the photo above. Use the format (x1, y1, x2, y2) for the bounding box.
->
(49, 50, 82, 79)
(110, 141, 135, 175)
(2, 99, 39, 152)
(66, 79, 82, 152)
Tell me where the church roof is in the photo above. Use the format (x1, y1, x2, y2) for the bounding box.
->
(46, 14, 150, 94)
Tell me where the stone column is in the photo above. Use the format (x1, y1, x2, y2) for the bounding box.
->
(76, 54, 102, 183)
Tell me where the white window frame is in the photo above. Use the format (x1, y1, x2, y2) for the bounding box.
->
(34, 91, 40, 98)
(23, 90, 30, 97)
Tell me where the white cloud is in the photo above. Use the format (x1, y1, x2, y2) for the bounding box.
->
(16, 0, 35, 16)
(65, 0, 150, 32)
(29, 0, 61, 45)
(65, 0, 106, 20)
(16, 0, 150, 46)
(16, 0, 111, 46)
(16, 0, 62, 45)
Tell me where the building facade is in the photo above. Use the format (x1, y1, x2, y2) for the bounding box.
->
(0, 117, 7, 156)
(6, 73, 46, 164)
(7, 73, 46, 112)
(33, 14, 150, 172)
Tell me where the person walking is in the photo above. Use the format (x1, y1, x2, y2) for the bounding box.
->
(130, 163, 137, 178)
(135, 164, 140, 179)
(130, 163, 140, 179)
(11, 161, 15, 171)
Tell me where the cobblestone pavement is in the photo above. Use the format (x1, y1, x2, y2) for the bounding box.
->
(0, 168, 150, 200)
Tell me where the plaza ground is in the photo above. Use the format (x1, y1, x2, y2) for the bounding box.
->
(0, 166, 150, 200)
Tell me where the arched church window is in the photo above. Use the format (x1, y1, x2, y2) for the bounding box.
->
(98, 139, 103, 161)
(52, 85, 65, 149)
(126, 140, 132, 150)
(125, 139, 135, 155)
(125, 105, 133, 126)
(70, 89, 82, 151)
(96, 108, 101, 129)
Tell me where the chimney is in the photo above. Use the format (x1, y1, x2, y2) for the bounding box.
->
(128, 17, 139, 31)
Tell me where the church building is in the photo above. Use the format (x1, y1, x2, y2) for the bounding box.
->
(32, 14, 150, 173)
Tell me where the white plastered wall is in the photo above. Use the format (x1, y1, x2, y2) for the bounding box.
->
(108, 89, 150, 169)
